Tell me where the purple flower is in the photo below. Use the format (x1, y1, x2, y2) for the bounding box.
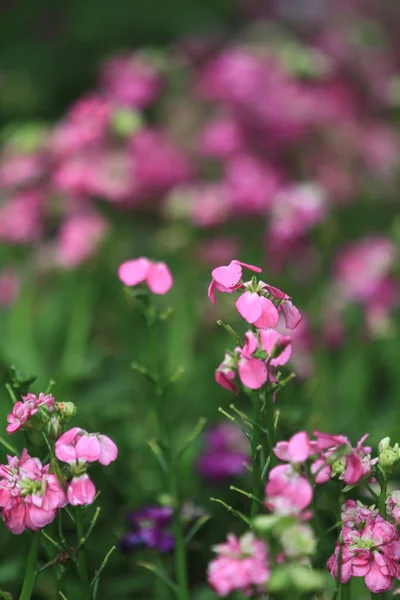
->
(197, 423, 250, 483)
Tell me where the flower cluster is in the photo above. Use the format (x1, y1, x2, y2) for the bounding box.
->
(0, 450, 66, 534)
(55, 427, 118, 505)
(208, 532, 270, 597)
(6, 392, 55, 434)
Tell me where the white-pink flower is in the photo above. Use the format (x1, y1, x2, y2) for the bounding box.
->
(55, 428, 118, 466)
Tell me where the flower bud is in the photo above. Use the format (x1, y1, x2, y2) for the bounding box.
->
(46, 416, 62, 438)
(280, 524, 317, 559)
(378, 438, 400, 472)
(56, 402, 77, 421)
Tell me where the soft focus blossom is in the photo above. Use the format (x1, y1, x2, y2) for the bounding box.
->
(0, 450, 66, 534)
(121, 505, 174, 553)
(0, 190, 44, 244)
(197, 423, 250, 482)
(0, 269, 20, 306)
(327, 514, 400, 593)
(118, 257, 173, 294)
(56, 212, 108, 269)
(208, 532, 270, 597)
(265, 464, 313, 517)
(274, 431, 314, 463)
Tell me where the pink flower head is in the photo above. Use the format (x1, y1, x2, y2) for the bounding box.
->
(342, 499, 378, 529)
(6, 393, 55, 434)
(208, 532, 270, 597)
(386, 492, 400, 526)
(265, 464, 313, 517)
(208, 259, 261, 304)
(274, 432, 313, 464)
(0, 450, 66, 534)
(311, 431, 377, 486)
(328, 514, 400, 593)
(55, 428, 118, 466)
(215, 332, 269, 393)
(118, 257, 173, 295)
(67, 474, 96, 506)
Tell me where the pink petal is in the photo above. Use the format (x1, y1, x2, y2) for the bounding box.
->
(67, 475, 96, 506)
(208, 279, 216, 304)
(215, 370, 239, 395)
(147, 262, 173, 295)
(232, 260, 262, 273)
(118, 257, 151, 286)
(259, 328, 280, 355)
(273, 441, 290, 461)
(235, 292, 262, 323)
(54, 443, 77, 464)
(242, 331, 258, 356)
(343, 453, 364, 485)
(253, 296, 279, 329)
(97, 435, 118, 466)
(238, 357, 267, 389)
(75, 435, 102, 463)
(364, 558, 393, 593)
(25, 505, 56, 530)
(288, 432, 310, 463)
(281, 300, 302, 330)
(212, 261, 242, 287)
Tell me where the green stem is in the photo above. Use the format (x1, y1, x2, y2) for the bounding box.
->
(379, 480, 388, 518)
(19, 531, 41, 600)
(250, 392, 262, 518)
(145, 307, 189, 600)
(75, 507, 91, 600)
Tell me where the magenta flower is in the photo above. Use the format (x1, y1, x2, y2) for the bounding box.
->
(197, 423, 250, 482)
(118, 256, 173, 295)
(215, 332, 268, 393)
(327, 515, 400, 594)
(342, 499, 378, 529)
(208, 532, 270, 597)
(6, 393, 55, 434)
(265, 464, 313, 518)
(311, 431, 377, 486)
(56, 212, 108, 269)
(67, 475, 96, 506)
(0, 450, 66, 534)
(55, 428, 118, 466)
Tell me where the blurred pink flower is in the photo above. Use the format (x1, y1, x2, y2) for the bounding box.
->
(56, 212, 108, 269)
(0, 269, 20, 306)
(274, 431, 313, 463)
(208, 532, 270, 597)
(118, 257, 173, 294)
(197, 115, 245, 160)
(0, 190, 44, 244)
(265, 464, 313, 516)
(100, 53, 162, 108)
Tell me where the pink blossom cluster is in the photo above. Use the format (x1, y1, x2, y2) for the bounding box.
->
(0, 449, 66, 534)
(55, 428, 118, 505)
(328, 510, 400, 593)
(207, 532, 270, 597)
(6, 392, 55, 434)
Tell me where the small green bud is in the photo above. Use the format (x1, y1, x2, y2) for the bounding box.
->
(379, 437, 391, 452)
(331, 457, 346, 477)
(56, 402, 77, 421)
(111, 108, 143, 137)
(46, 416, 62, 438)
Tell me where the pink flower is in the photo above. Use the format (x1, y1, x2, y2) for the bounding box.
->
(208, 259, 262, 304)
(259, 328, 292, 366)
(6, 393, 55, 434)
(327, 515, 400, 593)
(198, 115, 244, 160)
(118, 257, 173, 295)
(56, 212, 108, 269)
(100, 53, 162, 108)
(67, 475, 96, 506)
(341, 499, 378, 529)
(0, 269, 20, 306)
(0, 190, 44, 244)
(55, 428, 118, 466)
(274, 432, 313, 463)
(0, 450, 66, 534)
(386, 492, 400, 526)
(208, 532, 270, 597)
(311, 431, 377, 486)
(265, 464, 313, 517)
(215, 332, 268, 393)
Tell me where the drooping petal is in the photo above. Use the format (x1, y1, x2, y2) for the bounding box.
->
(208, 279, 216, 304)
(232, 260, 262, 274)
(118, 257, 151, 286)
(281, 300, 302, 330)
(236, 292, 262, 324)
(238, 358, 267, 389)
(75, 434, 102, 463)
(343, 452, 365, 485)
(215, 370, 239, 395)
(147, 262, 173, 295)
(364, 557, 393, 593)
(253, 296, 279, 329)
(67, 475, 96, 506)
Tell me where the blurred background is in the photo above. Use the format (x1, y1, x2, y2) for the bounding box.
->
(0, 0, 400, 597)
